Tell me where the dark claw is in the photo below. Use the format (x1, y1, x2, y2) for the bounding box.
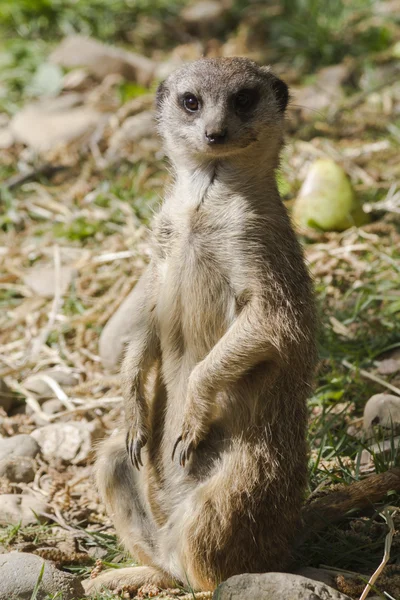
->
(172, 435, 183, 461)
(179, 442, 193, 467)
(134, 440, 144, 469)
(126, 433, 145, 470)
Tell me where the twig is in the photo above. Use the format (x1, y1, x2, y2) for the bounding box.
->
(93, 250, 136, 264)
(180, 594, 212, 600)
(2, 164, 68, 190)
(8, 380, 52, 422)
(299, 468, 400, 544)
(25, 373, 75, 410)
(29, 245, 62, 359)
(47, 396, 123, 421)
(359, 508, 397, 600)
(343, 360, 400, 397)
(364, 184, 400, 215)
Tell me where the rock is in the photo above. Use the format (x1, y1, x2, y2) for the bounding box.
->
(24, 368, 80, 399)
(294, 567, 336, 588)
(0, 435, 40, 461)
(31, 421, 102, 464)
(50, 35, 155, 86)
(292, 63, 350, 121)
(99, 283, 140, 370)
(181, 0, 227, 35)
(0, 494, 48, 526)
(0, 551, 84, 599)
(10, 95, 103, 152)
(113, 111, 155, 143)
(87, 545, 108, 560)
(106, 110, 156, 159)
(27, 399, 65, 427)
(377, 358, 400, 375)
(361, 436, 400, 466)
(363, 393, 400, 432)
(27, 63, 64, 98)
(213, 573, 351, 600)
(292, 159, 369, 232)
(0, 126, 14, 149)
(0, 457, 36, 483)
(62, 68, 95, 92)
(0, 379, 16, 414)
(154, 42, 203, 81)
(36, 399, 65, 424)
(23, 266, 76, 298)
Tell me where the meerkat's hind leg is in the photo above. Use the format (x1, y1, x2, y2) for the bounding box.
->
(94, 434, 159, 563)
(83, 565, 176, 595)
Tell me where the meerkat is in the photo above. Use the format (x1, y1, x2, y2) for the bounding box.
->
(85, 57, 318, 595)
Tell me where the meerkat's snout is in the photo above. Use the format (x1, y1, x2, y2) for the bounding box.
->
(205, 127, 227, 145)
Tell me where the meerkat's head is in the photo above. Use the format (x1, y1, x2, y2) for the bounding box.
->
(156, 57, 289, 167)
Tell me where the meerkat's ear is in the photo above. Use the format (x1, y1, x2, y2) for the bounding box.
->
(260, 66, 289, 113)
(270, 74, 289, 113)
(155, 80, 169, 112)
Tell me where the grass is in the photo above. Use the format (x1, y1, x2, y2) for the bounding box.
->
(0, 0, 188, 43)
(270, 0, 394, 68)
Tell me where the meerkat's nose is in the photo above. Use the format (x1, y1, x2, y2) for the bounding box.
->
(205, 128, 227, 144)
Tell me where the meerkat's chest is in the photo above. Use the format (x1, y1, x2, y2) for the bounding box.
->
(153, 209, 238, 351)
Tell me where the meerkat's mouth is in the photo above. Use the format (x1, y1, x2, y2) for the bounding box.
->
(201, 138, 256, 157)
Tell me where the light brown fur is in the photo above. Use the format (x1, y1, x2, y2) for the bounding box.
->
(85, 57, 317, 596)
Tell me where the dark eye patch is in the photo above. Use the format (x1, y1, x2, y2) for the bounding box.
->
(232, 88, 259, 114)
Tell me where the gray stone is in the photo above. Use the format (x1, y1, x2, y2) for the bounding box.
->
(182, 1, 226, 25)
(26, 398, 63, 417)
(363, 393, 400, 433)
(0, 457, 36, 483)
(23, 266, 76, 299)
(29, 399, 65, 426)
(107, 110, 156, 158)
(24, 368, 80, 399)
(0, 551, 84, 599)
(213, 573, 351, 600)
(31, 420, 102, 464)
(0, 435, 40, 461)
(50, 35, 155, 86)
(361, 436, 400, 466)
(294, 567, 336, 588)
(0, 127, 13, 149)
(292, 64, 349, 121)
(10, 95, 103, 152)
(62, 68, 94, 92)
(0, 494, 48, 526)
(377, 358, 400, 375)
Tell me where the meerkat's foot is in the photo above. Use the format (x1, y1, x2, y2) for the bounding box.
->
(173, 405, 208, 467)
(83, 565, 176, 596)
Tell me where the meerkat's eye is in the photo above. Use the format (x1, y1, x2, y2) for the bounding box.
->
(183, 93, 200, 113)
(233, 89, 258, 113)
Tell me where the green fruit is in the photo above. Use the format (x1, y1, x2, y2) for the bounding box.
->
(292, 159, 370, 231)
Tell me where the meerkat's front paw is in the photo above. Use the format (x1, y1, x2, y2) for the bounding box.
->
(125, 428, 148, 470)
(172, 374, 212, 467)
(172, 415, 205, 467)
